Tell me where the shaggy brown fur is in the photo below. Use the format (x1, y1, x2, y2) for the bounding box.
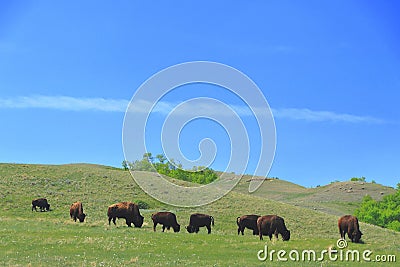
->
(70, 201, 86, 222)
(338, 215, 363, 243)
(257, 215, 290, 241)
(186, 213, 214, 234)
(237, 214, 260, 235)
(151, 212, 180, 232)
(107, 202, 144, 228)
(32, 198, 50, 212)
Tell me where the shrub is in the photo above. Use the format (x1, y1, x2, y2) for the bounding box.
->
(355, 191, 400, 231)
(350, 177, 366, 182)
(135, 200, 150, 210)
(124, 153, 218, 185)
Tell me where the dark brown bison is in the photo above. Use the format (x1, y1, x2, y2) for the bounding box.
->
(32, 198, 50, 212)
(70, 201, 86, 223)
(186, 213, 214, 234)
(151, 212, 180, 232)
(237, 214, 260, 235)
(338, 215, 363, 243)
(107, 202, 144, 228)
(257, 215, 290, 241)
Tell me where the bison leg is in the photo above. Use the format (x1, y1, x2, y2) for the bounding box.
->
(162, 225, 166, 232)
(153, 223, 157, 232)
(259, 233, 263, 240)
(238, 226, 244, 235)
(73, 216, 77, 222)
(112, 217, 116, 225)
(206, 225, 211, 234)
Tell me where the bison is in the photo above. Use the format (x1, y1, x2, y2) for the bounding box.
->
(151, 212, 180, 232)
(186, 213, 214, 234)
(32, 198, 50, 212)
(107, 202, 144, 228)
(237, 214, 260, 235)
(338, 215, 363, 243)
(70, 201, 86, 223)
(257, 215, 290, 241)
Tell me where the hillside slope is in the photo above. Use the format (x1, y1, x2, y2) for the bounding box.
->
(0, 163, 398, 266)
(234, 175, 396, 216)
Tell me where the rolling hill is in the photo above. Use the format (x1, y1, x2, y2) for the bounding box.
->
(235, 175, 396, 216)
(0, 163, 398, 266)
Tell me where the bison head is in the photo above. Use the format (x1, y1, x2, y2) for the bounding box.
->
(134, 215, 144, 228)
(282, 230, 290, 241)
(78, 213, 86, 223)
(173, 224, 180, 233)
(352, 230, 363, 243)
(186, 225, 195, 233)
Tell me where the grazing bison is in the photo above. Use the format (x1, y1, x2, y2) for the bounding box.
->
(237, 214, 260, 235)
(186, 213, 214, 234)
(107, 202, 144, 228)
(338, 215, 363, 243)
(32, 198, 50, 212)
(151, 212, 180, 232)
(257, 215, 290, 241)
(70, 201, 86, 223)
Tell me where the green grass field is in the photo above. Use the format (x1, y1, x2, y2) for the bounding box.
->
(0, 163, 398, 266)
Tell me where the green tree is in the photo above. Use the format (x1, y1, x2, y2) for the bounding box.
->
(122, 160, 129, 170)
(355, 191, 400, 231)
(156, 154, 167, 164)
(350, 177, 366, 182)
(128, 152, 218, 185)
(143, 152, 153, 163)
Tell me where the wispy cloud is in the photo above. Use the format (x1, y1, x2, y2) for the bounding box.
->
(0, 95, 129, 112)
(270, 108, 386, 124)
(0, 95, 385, 124)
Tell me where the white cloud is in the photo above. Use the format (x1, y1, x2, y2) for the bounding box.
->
(0, 95, 385, 124)
(270, 108, 385, 124)
(0, 95, 129, 112)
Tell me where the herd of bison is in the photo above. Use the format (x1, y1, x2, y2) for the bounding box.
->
(31, 198, 363, 243)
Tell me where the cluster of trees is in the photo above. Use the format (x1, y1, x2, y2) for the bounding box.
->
(350, 177, 366, 182)
(122, 153, 218, 185)
(355, 186, 400, 231)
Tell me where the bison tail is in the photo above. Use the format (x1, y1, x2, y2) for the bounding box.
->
(236, 217, 241, 226)
(211, 216, 214, 226)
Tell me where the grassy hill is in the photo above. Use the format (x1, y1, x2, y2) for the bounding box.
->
(235, 175, 396, 216)
(0, 163, 398, 266)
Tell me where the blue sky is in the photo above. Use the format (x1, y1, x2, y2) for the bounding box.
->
(0, 1, 399, 188)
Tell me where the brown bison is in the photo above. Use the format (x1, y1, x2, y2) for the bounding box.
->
(70, 201, 86, 223)
(338, 215, 363, 243)
(32, 198, 50, 212)
(186, 213, 214, 234)
(151, 212, 180, 232)
(237, 214, 260, 235)
(257, 215, 290, 241)
(107, 202, 144, 228)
